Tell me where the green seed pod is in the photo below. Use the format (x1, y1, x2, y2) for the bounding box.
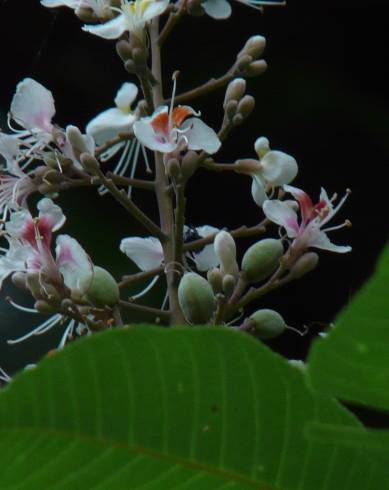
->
(178, 273, 215, 324)
(242, 238, 283, 283)
(82, 266, 120, 307)
(207, 268, 223, 294)
(249, 309, 286, 339)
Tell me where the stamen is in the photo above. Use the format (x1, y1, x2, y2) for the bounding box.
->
(6, 297, 39, 313)
(0, 366, 11, 383)
(57, 319, 75, 350)
(321, 188, 351, 227)
(322, 219, 352, 233)
(7, 314, 62, 344)
(160, 290, 169, 311)
(128, 275, 159, 300)
(169, 72, 180, 129)
(285, 324, 309, 337)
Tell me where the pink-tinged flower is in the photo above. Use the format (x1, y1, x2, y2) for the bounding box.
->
(41, 0, 112, 18)
(263, 185, 352, 254)
(0, 199, 93, 291)
(10, 78, 56, 144)
(133, 105, 221, 155)
(237, 136, 298, 207)
(82, 0, 169, 41)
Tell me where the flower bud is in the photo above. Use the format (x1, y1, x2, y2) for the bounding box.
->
(260, 151, 298, 186)
(34, 300, 58, 314)
(214, 231, 239, 277)
(239, 35, 266, 59)
(66, 125, 87, 153)
(288, 252, 319, 280)
(43, 169, 62, 184)
(178, 273, 215, 324)
(80, 153, 100, 174)
(223, 78, 246, 109)
(232, 113, 244, 127)
(249, 309, 286, 339)
(124, 59, 137, 74)
(11, 272, 27, 290)
(222, 274, 236, 297)
(225, 100, 239, 120)
(245, 60, 268, 78)
(242, 238, 283, 283)
(75, 6, 97, 22)
(187, 0, 205, 16)
(43, 153, 72, 171)
(254, 137, 270, 158)
(116, 40, 133, 61)
(132, 47, 147, 65)
(38, 182, 60, 196)
(81, 266, 120, 307)
(181, 151, 199, 181)
(237, 95, 255, 119)
(207, 267, 223, 294)
(237, 54, 253, 70)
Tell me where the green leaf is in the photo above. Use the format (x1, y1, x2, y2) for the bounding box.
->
(307, 244, 389, 411)
(0, 327, 387, 489)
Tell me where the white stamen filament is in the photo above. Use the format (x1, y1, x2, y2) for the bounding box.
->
(320, 189, 351, 227)
(57, 319, 76, 350)
(7, 313, 63, 345)
(129, 275, 159, 300)
(0, 366, 11, 382)
(6, 298, 39, 313)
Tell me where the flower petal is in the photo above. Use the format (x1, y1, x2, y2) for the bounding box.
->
(142, 0, 170, 22)
(82, 14, 127, 39)
(263, 199, 299, 237)
(203, 0, 232, 19)
(251, 175, 267, 207)
(0, 134, 21, 170)
(114, 83, 138, 112)
(120, 237, 164, 271)
(193, 244, 219, 271)
(56, 234, 94, 291)
(284, 184, 314, 225)
(133, 118, 177, 153)
(308, 230, 352, 254)
(260, 150, 298, 186)
(86, 108, 136, 145)
(10, 78, 55, 134)
(5, 209, 32, 238)
(182, 118, 221, 154)
(40, 0, 79, 7)
(38, 198, 66, 232)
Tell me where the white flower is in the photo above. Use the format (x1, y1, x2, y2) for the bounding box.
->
(238, 136, 298, 207)
(41, 0, 112, 18)
(263, 185, 352, 254)
(86, 83, 138, 145)
(0, 199, 93, 291)
(10, 78, 56, 143)
(202, 0, 285, 20)
(214, 230, 239, 276)
(120, 225, 221, 272)
(82, 0, 169, 40)
(133, 105, 221, 155)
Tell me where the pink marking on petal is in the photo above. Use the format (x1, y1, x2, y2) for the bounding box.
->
(286, 216, 300, 234)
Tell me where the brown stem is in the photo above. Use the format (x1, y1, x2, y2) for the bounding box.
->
(60, 175, 154, 192)
(174, 181, 186, 266)
(119, 266, 164, 288)
(184, 222, 268, 252)
(96, 134, 133, 156)
(151, 18, 186, 325)
(170, 72, 236, 105)
(119, 299, 170, 320)
(138, 74, 154, 114)
(158, 0, 187, 46)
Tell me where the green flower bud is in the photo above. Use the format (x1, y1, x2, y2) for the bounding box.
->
(239, 35, 266, 59)
(242, 238, 283, 283)
(222, 274, 236, 297)
(80, 153, 100, 174)
(81, 266, 120, 307)
(12, 272, 27, 290)
(249, 309, 286, 339)
(34, 300, 58, 314)
(178, 273, 215, 324)
(116, 40, 133, 62)
(181, 151, 199, 181)
(237, 95, 255, 119)
(245, 60, 268, 78)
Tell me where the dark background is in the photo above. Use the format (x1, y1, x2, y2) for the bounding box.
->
(0, 0, 388, 385)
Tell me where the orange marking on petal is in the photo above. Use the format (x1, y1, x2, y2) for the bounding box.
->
(151, 112, 169, 135)
(172, 106, 193, 127)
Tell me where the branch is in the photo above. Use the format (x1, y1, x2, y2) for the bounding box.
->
(158, 0, 188, 46)
(95, 133, 133, 156)
(184, 221, 268, 252)
(119, 299, 170, 320)
(59, 174, 154, 192)
(174, 181, 186, 267)
(119, 266, 164, 288)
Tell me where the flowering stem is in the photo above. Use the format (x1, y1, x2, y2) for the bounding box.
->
(138, 74, 155, 114)
(174, 181, 186, 267)
(151, 18, 186, 325)
(60, 175, 154, 192)
(96, 134, 133, 156)
(158, 0, 187, 47)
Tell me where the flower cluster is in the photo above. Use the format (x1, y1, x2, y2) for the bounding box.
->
(0, 0, 352, 380)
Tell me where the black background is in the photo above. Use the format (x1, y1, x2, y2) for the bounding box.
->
(0, 0, 388, 420)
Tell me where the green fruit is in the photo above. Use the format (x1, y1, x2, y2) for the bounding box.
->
(242, 238, 283, 283)
(84, 266, 119, 307)
(178, 273, 215, 324)
(250, 309, 286, 339)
